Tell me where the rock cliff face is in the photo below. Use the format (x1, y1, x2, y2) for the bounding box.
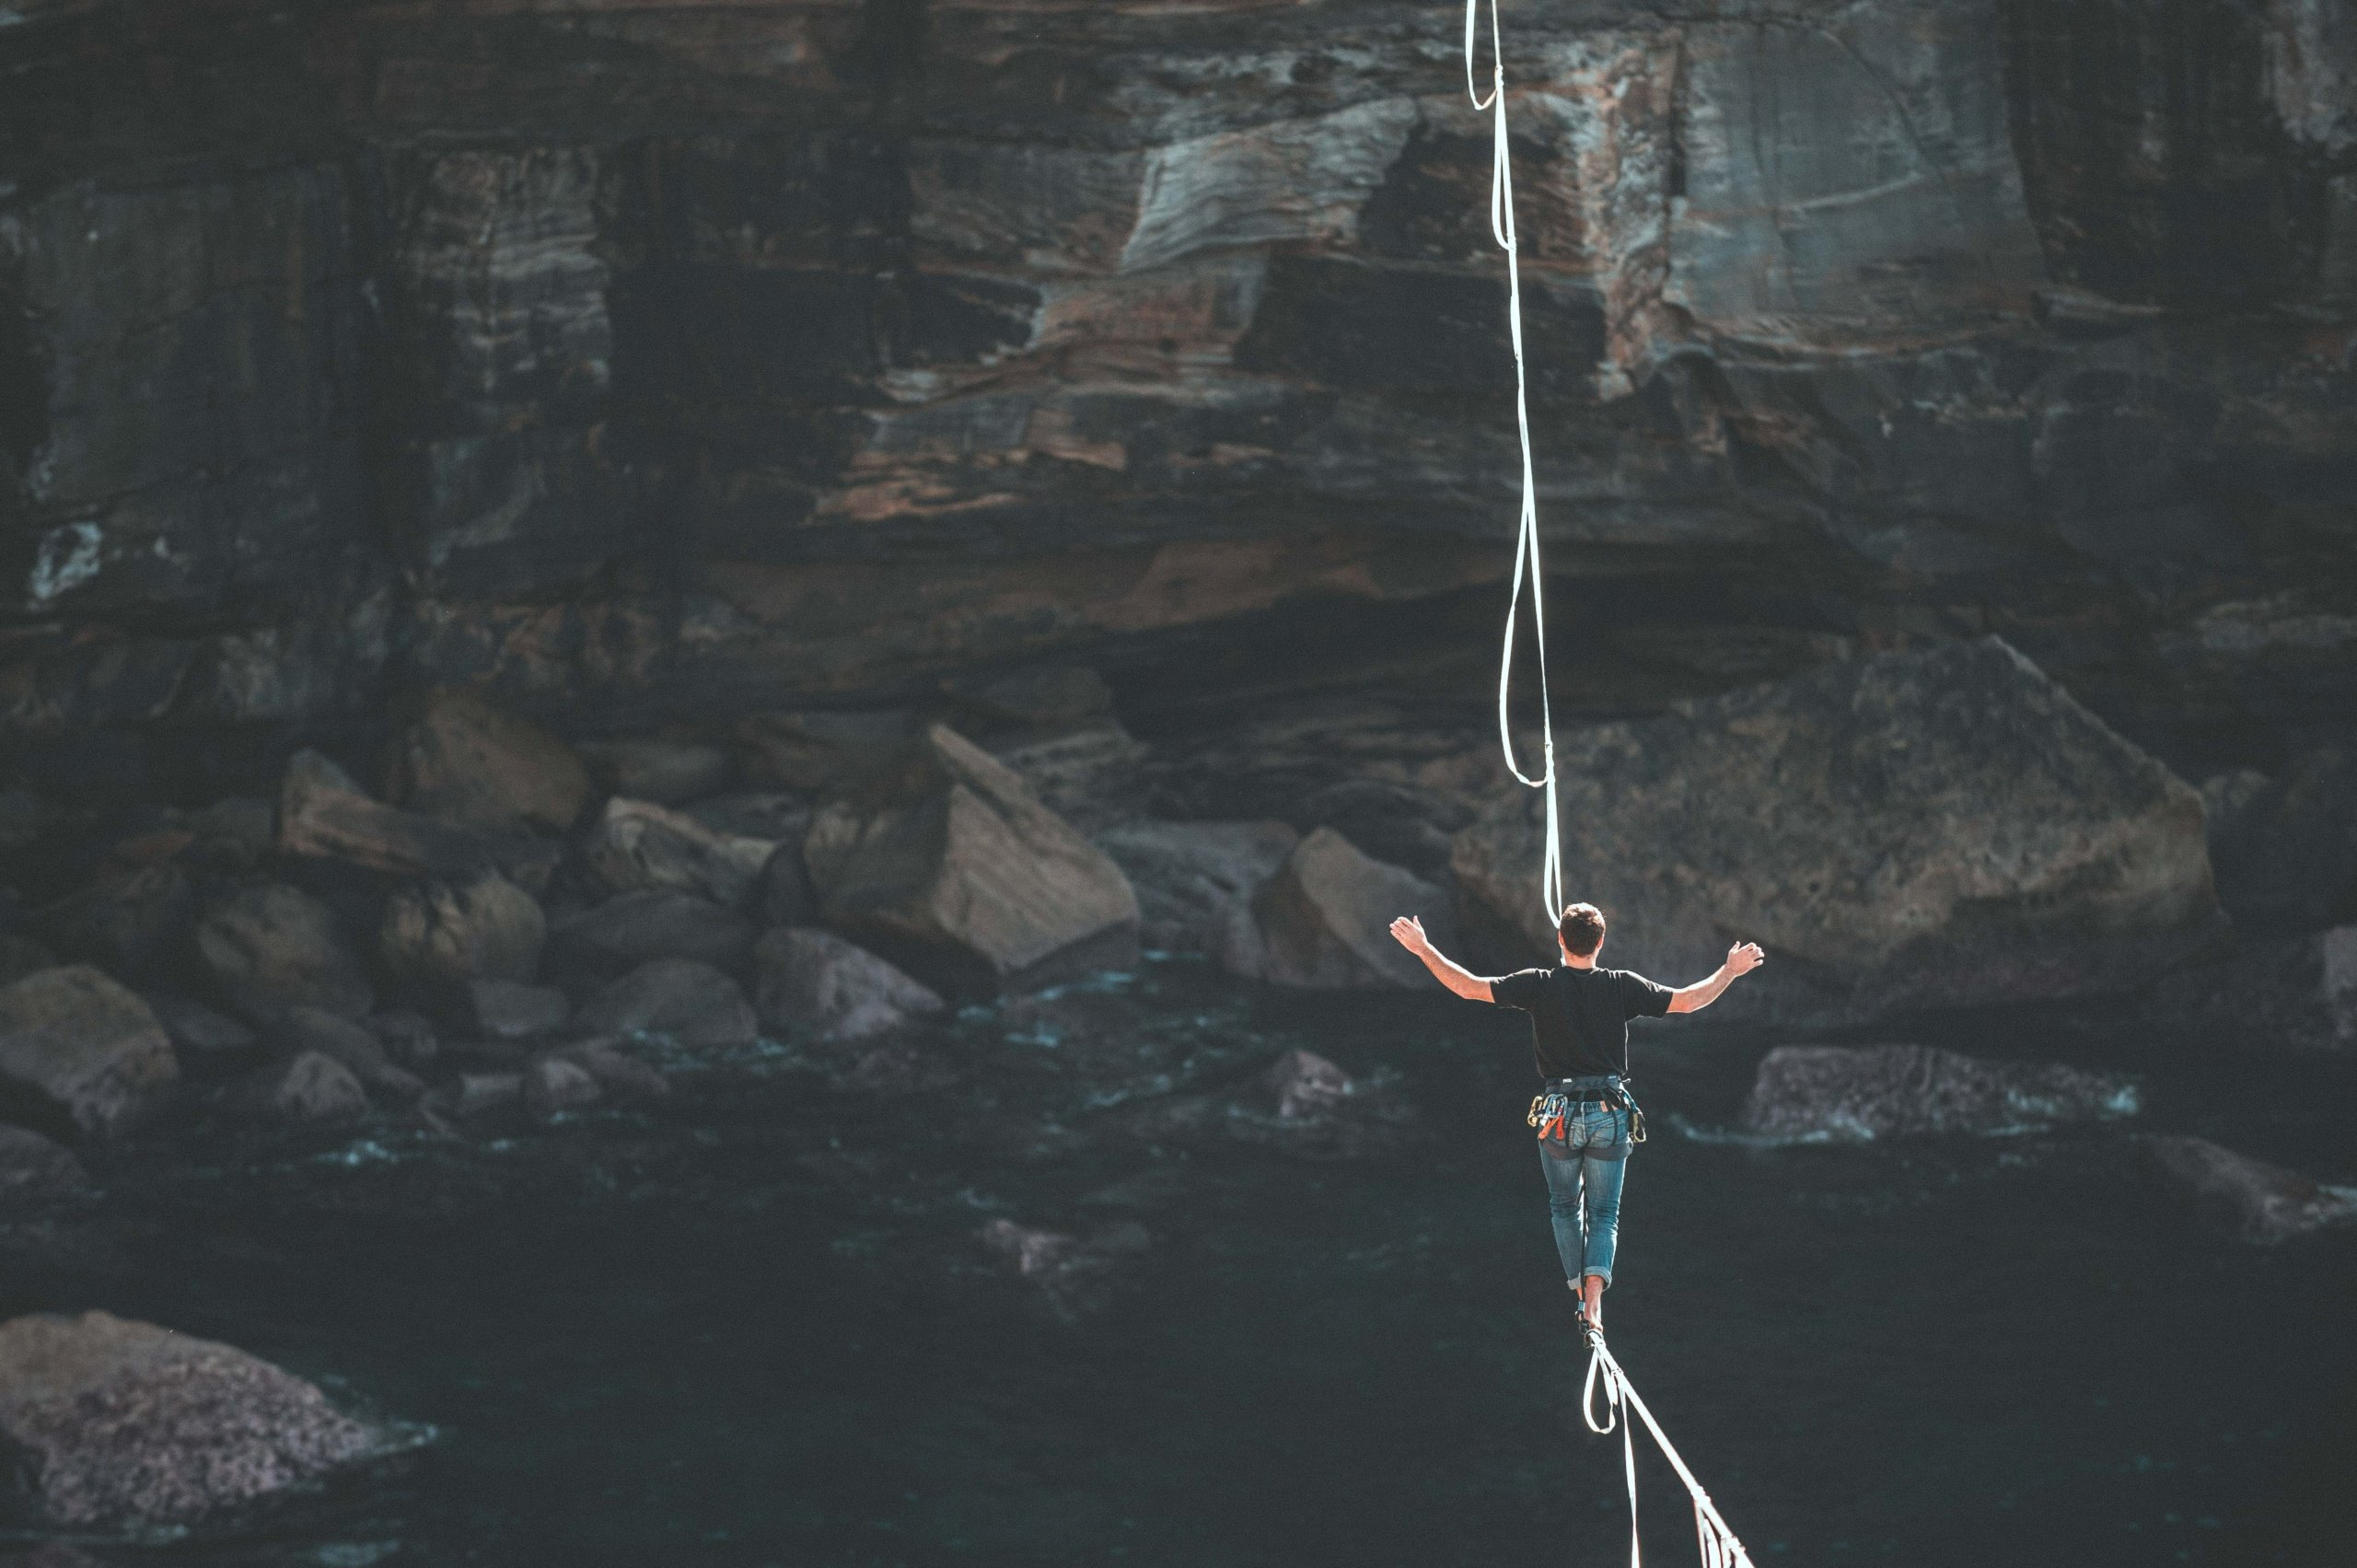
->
(0, 0, 2351, 803)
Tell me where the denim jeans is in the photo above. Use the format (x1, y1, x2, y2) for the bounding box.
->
(1538, 1091, 1631, 1288)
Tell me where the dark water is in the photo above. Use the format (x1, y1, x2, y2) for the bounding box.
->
(6, 959, 2354, 1568)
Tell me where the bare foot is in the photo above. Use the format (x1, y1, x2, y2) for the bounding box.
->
(1581, 1274, 1605, 1331)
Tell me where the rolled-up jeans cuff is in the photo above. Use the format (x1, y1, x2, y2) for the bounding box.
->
(1581, 1267, 1612, 1288)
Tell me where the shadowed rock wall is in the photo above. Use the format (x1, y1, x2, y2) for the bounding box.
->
(0, 0, 2351, 796)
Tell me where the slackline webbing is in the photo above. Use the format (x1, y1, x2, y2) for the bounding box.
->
(1582, 1321, 1757, 1568)
(1464, 9, 1758, 1565)
(1463, 0, 1564, 925)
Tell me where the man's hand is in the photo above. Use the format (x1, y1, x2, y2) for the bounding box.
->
(1725, 941, 1765, 978)
(1388, 915, 1431, 955)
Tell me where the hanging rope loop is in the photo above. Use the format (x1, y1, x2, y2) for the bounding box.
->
(1462, 0, 1563, 923)
(1580, 1325, 1759, 1568)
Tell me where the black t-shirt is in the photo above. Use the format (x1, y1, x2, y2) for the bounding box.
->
(1492, 965, 1675, 1080)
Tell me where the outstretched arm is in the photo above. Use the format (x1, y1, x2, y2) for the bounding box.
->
(1387, 916, 1495, 1002)
(1666, 941, 1767, 1014)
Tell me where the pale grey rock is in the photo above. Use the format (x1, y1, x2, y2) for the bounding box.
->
(0, 1125, 91, 1212)
(237, 1051, 368, 1124)
(1266, 1048, 1351, 1120)
(575, 958, 759, 1049)
(520, 1054, 600, 1115)
(195, 883, 374, 1022)
(550, 1039, 670, 1099)
(1741, 1044, 2140, 1141)
(684, 792, 811, 842)
(446, 1071, 524, 1118)
(1251, 827, 1455, 989)
(1456, 640, 2222, 1024)
(977, 1217, 1150, 1321)
(0, 1310, 384, 1529)
(378, 872, 547, 993)
(0, 966, 178, 1140)
(805, 724, 1139, 1000)
(751, 927, 946, 1043)
(2148, 1135, 2357, 1244)
(584, 796, 778, 910)
(544, 889, 756, 977)
(1095, 819, 1297, 963)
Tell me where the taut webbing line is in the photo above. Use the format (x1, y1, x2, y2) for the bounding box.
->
(1464, 0, 1563, 924)
(1581, 1323, 1757, 1568)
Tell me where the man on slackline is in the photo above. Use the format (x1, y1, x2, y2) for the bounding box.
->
(1388, 903, 1764, 1331)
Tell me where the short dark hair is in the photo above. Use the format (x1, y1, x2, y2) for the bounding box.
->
(1558, 902, 1606, 958)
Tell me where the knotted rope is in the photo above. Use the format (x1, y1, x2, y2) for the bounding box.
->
(1581, 1321, 1757, 1568)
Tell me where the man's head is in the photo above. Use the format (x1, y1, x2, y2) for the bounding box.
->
(1557, 902, 1606, 962)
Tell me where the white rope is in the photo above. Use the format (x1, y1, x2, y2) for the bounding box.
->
(1463, 0, 1563, 924)
(1582, 1323, 1757, 1568)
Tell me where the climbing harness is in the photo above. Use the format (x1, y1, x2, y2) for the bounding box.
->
(1465, 9, 1753, 1567)
(1463, 0, 1564, 927)
(1582, 1318, 1758, 1568)
(1527, 1079, 1648, 1151)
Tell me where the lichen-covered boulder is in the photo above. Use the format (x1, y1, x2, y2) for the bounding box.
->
(1741, 1043, 2139, 1140)
(1250, 827, 1455, 989)
(584, 796, 778, 910)
(2147, 1136, 2357, 1244)
(804, 723, 1139, 999)
(0, 966, 178, 1140)
(195, 883, 374, 1022)
(1455, 639, 2222, 1024)
(751, 927, 946, 1043)
(386, 687, 590, 835)
(378, 872, 546, 993)
(0, 1311, 385, 1529)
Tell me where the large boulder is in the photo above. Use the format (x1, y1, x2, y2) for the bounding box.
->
(543, 889, 756, 976)
(1094, 819, 1298, 965)
(803, 723, 1140, 999)
(0, 966, 178, 1140)
(385, 687, 591, 835)
(378, 872, 546, 994)
(1740, 1043, 2140, 1140)
(2201, 734, 2357, 934)
(277, 749, 517, 882)
(2147, 1136, 2357, 1244)
(263, 1007, 421, 1098)
(584, 797, 778, 909)
(137, 988, 260, 1060)
(0, 1125, 91, 1212)
(751, 927, 946, 1043)
(34, 863, 195, 980)
(575, 958, 759, 1049)
(195, 883, 374, 1021)
(235, 1051, 369, 1124)
(1455, 639, 2222, 1023)
(461, 980, 570, 1041)
(577, 737, 734, 806)
(0, 1311, 384, 1529)
(1249, 827, 1456, 989)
